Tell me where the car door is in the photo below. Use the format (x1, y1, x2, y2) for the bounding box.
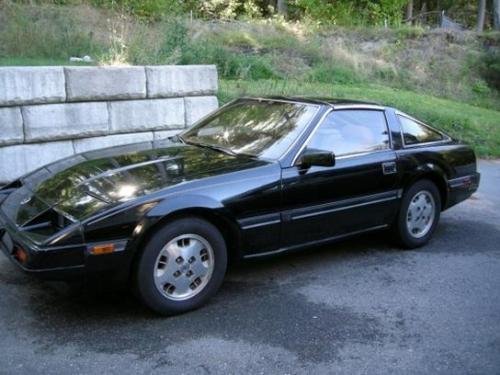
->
(281, 108, 400, 247)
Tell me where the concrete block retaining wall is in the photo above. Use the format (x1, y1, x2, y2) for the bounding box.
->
(0, 65, 219, 183)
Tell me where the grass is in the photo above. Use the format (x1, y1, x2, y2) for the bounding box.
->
(0, 3, 103, 61)
(219, 79, 500, 158)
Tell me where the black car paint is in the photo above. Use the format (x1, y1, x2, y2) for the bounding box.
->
(0, 98, 480, 280)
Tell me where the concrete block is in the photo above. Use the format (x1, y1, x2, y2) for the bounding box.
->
(0, 67, 65, 106)
(153, 129, 181, 141)
(146, 65, 218, 98)
(184, 96, 219, 126)
(65, 66, 146, 101)
(23, 102, 109, 142)
(109, 98, 184, 133)
(0, 107, 23, 145)
(0, 141, 74, 183)
(152, 130, 182, 148)
(82, 140, 153, 160)
(73, 132, 154, 154)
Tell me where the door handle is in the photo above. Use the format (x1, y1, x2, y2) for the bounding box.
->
(382, 161, 397, 175)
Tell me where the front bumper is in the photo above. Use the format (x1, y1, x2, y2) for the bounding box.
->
(0, 224, 86, 280)
(0, 189, 86, 279)
(0, 183, 137, 281)
(0, 216, 133, 281)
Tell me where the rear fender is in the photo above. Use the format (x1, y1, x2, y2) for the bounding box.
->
(403, 162, 449, 208)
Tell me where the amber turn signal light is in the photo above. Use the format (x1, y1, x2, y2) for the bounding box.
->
(14, 247, 28, 264)
(89, 243, 115, 255)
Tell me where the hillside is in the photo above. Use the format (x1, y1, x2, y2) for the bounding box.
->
(0, 2, 499, 156)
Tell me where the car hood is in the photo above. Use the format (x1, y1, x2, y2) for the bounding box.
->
(1, 142, 265, 227)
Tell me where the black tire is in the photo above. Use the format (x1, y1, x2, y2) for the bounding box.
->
(393, 179, 441, 249)
(136, 217, 227, 315)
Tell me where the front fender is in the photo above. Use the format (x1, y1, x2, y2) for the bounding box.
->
(130, 193, 236, 250)
(146, 194, 224, 218)
(127, 194, 241, 265)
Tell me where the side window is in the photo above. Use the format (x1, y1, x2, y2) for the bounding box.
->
(307, 110, 390, 157)
(398, 115, 443, 145)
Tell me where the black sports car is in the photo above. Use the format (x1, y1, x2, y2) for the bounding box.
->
(0, 97, 479, 315)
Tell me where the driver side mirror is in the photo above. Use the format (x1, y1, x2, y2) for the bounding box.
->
(298, 149, 336, 169)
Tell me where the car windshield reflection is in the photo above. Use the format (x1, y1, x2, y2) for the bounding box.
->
(182, 99, 319, 160)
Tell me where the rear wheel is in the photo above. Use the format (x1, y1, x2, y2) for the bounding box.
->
(394, 179, 441, 248)
(136, 217, 227, 315)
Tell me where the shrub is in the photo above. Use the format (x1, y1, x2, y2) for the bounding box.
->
(181, 41, 278, 80)
(480, 51, 500, 91)
(295, 0, 407, 26)
(307, 64, 361, 85)
(472, 79, 491, 94)
(90, 0, 186, 19)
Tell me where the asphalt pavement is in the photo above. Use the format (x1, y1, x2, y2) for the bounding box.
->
(0, 160, 499, 374)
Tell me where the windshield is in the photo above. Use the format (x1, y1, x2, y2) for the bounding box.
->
(181, 99, 319, 160)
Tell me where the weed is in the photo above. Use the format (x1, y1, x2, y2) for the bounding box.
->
(0, 2, 103, 60)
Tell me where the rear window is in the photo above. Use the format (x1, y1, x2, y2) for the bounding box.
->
(398, 115, 443, 145)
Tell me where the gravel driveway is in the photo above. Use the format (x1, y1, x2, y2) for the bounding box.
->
(1, 160, 499, 374)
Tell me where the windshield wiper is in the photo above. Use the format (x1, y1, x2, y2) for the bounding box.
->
(201, 143, 238, 156)
(168, 134, 184, 143)
(182, 139, 236, 156)
(180, 136, 258, 159)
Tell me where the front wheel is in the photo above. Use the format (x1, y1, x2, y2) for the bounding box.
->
(135, 217, 227, 315)
(393, 179, 441, 249)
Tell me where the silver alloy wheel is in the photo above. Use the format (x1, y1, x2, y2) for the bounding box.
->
(154, 234, 215, 301)
(406, 190, 436, 239)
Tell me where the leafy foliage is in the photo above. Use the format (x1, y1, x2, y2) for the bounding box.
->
(295, 0, 407, 26)
(480, 50, 500, 90)
(90, 0, 189, 19)
(5, 0, 498, 29)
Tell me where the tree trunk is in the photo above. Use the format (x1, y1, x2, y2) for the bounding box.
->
(277, 0, 287, 17)
(420, 2, 427, 24)
(477, 0, 486, 32)
(405, 0, 413, 23)
(494, 0, 500, 30)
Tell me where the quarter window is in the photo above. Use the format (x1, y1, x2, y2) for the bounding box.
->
(398, 115, 443, 145)
(307, 110, 390, 157)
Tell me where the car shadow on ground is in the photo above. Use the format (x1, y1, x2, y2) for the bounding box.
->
(2, 217, 499, 362)
(35, 230, 395, 315)
(0, 230, 397, 361)
(13, 216, 500, 318)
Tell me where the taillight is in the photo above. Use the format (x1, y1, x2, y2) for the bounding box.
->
(13, 246, 28, 264)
